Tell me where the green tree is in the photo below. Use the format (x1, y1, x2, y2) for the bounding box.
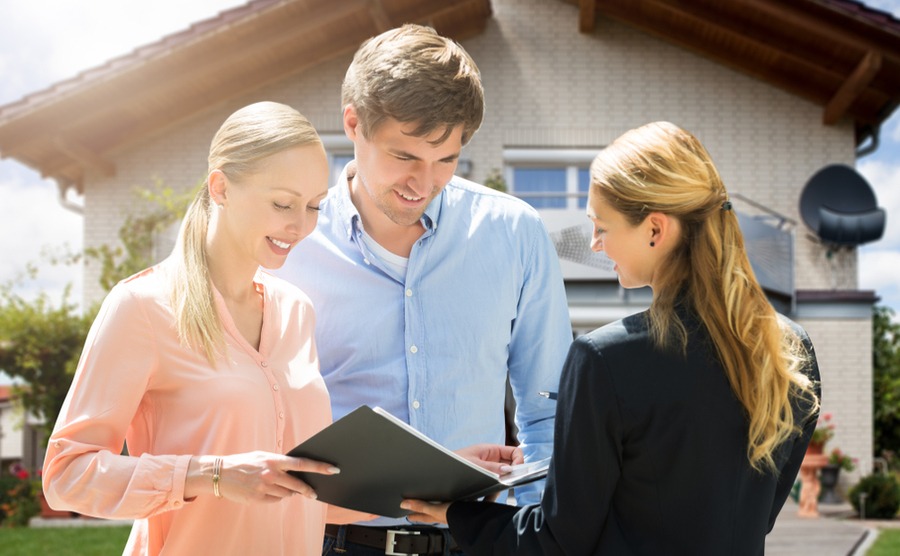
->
(0, 184, 195, 445)
(874, 304, 900, 465)
(484, 168, 508, 192)
(0, 284, 92, 443)
(84, 184, 196, 292)
(483, 168, 507, 192)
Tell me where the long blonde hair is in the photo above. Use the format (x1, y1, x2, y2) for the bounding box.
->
(590, 121, 819, 472)
(169, 101, 321, 366)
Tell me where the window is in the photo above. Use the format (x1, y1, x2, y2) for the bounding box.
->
(512, 168, 567, 208)
(329, 153, 354, 185)
(504, 149, 598, 210)
(577, 167, 590, 209)
(321, 134, 354, 187)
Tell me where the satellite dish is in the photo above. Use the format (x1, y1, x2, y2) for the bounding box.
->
(798, 164, 886, 246)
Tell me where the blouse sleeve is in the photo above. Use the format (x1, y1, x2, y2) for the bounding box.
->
(447, 335, 622, 555)
(42, 283, 193, 519)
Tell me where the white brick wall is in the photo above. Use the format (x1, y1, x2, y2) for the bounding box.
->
(80, 0, 873, 474)
(798, 318, 873, 492)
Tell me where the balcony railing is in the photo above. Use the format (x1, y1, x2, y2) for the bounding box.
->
(512, 190, 795, 301)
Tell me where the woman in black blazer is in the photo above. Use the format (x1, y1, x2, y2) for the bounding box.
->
(402, 122, 821, 555)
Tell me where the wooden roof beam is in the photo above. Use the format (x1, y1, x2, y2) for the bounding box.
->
(824, 50, 882, 125)
(597, 0, 844, 102)
(53, 135, 116, 177)
(728, 0, 900, 64)
(579, 0, 596, 33)
(41, 154, 86, 194)
(369, 0, 393, 33)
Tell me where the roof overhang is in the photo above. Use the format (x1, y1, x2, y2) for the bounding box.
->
(0, 0, 492, 193)
(2, 0, 900, 194)
(569, 0, 900, 147)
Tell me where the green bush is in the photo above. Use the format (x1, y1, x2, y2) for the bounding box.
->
(849, 473, 900, 519)
(873, 306, 900, 459)
(0, 474, 40, 527)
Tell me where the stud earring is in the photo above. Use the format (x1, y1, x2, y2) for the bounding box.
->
(217, 203, 224, 210)
(649, 241, 656, 247)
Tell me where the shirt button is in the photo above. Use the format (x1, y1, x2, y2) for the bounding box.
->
(413, 401, 421, 409)
(409, 345, 418, 354)
(54, 441, 61, 449)
(173, 500, 182, 508)
(260, 361, 268, 367)
(363, 258, 371, 265)
(279, 411, 285, 419)
(277, 440, 283, 447)
(405, 289, 413, 297)
(273, 384, 280, 391)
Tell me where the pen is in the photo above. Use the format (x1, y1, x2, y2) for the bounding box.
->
(538, 391, 557, 400)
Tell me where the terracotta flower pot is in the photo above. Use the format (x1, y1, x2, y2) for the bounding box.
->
(38, 492, 77, 519)
(806, 442, 825, 456)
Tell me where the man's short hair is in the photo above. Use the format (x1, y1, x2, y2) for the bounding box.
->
(342, 24, 485, 145)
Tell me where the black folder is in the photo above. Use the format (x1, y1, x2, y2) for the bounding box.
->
(286, 405, 549, 517)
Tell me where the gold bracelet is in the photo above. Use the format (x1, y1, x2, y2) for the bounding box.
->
(212, 457, 223, 499)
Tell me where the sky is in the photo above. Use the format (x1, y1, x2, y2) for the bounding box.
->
(0, 0, 899, 312)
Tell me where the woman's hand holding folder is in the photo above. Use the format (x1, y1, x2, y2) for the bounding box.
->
(401, 443, 524, 523)
(455, 443, 525, 476)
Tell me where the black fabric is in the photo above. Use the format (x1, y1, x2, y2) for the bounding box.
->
(447, 310, 820, 556)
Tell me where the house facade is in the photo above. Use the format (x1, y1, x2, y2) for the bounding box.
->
(2, 0, 899, 489)
(0, 386, 44, 477)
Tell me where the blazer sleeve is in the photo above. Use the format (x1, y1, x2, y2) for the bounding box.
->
(767, 326, 822, 531)
(42, 283, 193, 519)
(447, 336, 622, 555)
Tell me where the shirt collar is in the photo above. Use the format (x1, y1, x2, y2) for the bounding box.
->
(330, 160, 444, 240)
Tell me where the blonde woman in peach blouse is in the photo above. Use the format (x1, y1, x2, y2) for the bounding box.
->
(42, 101, 347, 555)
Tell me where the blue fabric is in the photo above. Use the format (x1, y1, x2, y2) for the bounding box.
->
(279, 163, 571, 525)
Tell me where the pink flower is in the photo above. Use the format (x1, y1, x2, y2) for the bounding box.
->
(828, 447, 856, 472)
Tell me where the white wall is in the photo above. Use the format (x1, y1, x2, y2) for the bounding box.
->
(798, 318, 873, 485)
(0, 400, 24, 461)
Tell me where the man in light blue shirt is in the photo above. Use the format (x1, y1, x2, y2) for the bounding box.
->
(279, 24, 572, 555)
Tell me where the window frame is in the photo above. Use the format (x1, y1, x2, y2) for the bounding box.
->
(503, 148, 599, 210)
(321, 134, 354, 187)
